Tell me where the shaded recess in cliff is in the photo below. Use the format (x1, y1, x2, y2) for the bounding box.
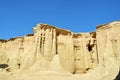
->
(115, 70, 120, 80)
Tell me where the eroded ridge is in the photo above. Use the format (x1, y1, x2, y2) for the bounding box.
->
(0, 21, 120, 80)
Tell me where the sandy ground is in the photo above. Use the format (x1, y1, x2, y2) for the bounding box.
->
(0, 69, 117, 80)
(0, 71, 83, 80)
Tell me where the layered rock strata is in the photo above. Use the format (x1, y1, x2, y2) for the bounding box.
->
(0, 21, 120, 79)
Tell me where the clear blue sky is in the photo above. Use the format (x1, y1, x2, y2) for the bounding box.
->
(0, 0, 120, 39)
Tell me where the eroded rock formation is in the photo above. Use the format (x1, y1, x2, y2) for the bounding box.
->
(0, 21, 120, 80)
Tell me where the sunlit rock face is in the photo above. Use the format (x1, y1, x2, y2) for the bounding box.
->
(0, 21, 120, 80)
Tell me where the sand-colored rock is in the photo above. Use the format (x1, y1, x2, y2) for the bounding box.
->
(0, 21, 120, 80)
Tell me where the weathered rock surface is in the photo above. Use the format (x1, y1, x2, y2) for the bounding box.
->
(0, 21, 120, 80)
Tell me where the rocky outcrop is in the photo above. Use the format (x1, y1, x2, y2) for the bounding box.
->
(0, 21, 120, 80)
(96, 21, 120, 79)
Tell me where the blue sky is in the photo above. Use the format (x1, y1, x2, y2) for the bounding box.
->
(0, 0, 120, 39)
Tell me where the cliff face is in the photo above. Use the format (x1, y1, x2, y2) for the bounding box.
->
(0, 21, 120, 80)
(96, 22, 120, 79)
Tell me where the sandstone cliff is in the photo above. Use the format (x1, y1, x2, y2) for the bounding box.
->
(0, 21, 120, 80)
